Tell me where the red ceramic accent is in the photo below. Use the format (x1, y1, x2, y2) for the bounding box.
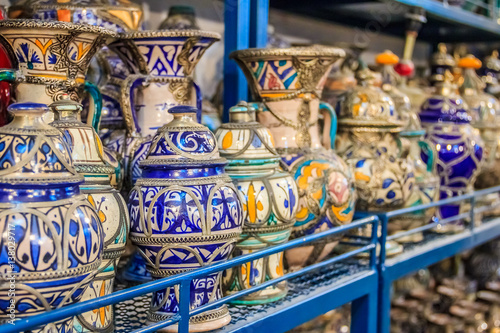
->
(0, 7, 11, 126)
(395, 61, 415, 77)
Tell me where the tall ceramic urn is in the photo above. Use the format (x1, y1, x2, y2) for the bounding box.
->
(216, 102, 299, 304)
(376, 51, 440, 242)
(128, 105, 243, 332)
(49, 97, 129, 333)
(231, 47, 356, 271)
(419, 70, 483, 227)
(0, 102, 103, 333)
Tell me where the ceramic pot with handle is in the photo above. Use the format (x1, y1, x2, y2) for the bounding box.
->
(231, 47, 356, 271)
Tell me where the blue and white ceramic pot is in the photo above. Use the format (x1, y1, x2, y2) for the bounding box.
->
(49, 97, 129, 333)
(230, 47, 356, 271)
(377, 51, 440, 242)
(337, 68, 417, 253)
(216, 102, 298, 305)
(106, 30, 220, 190)
(0, 102, 104, 333)
(420, 75, 483, 230)
(128, 105, 243, 332)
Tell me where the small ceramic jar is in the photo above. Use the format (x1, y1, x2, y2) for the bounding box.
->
(216, 102, 298, 305)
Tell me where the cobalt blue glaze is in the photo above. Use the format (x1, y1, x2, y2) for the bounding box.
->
(0, 103, 103, 333)
(128, 107, 242, 330)
(420, 95, 483, 223)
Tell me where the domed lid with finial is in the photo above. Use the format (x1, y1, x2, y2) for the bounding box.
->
(420, 70, 471, 125)
(0, 102, 83, 185)
(430, 43, 456, 86)
(216, 101, 280, 174)
(49, 96, 115, 175)
(141, 105, 226, 169)
(376, 50, 424, 136)
(459, 55, 500, 129)
(339, 66, 404, 131)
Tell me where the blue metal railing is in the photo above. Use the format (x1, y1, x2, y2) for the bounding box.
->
(1, 215, 378, 333)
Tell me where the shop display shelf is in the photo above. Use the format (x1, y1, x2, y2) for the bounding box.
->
(268, 0, 500, 42)
(375, 185, 500, 333)
(0, 216, 379, 333)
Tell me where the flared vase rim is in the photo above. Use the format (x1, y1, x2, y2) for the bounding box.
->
(117, 29, 221, 41)
(229, 46, 346, 60)
(9, 2, 142, 12)
(0, 19, 118, 37)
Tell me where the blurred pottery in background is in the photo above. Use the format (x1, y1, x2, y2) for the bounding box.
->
(128, 106, 243, 332)
(49, 97, 129, 333)
(231, 47, 356, 270)
(419, 70, 483, 230)
(217, 102, 298, 304)
(459, 55, 500, 217)
(0, 102, 103, 333)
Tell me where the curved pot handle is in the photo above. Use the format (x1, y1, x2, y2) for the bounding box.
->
(83, 81, 103, 133)
(120, 74, 149, 137)
(418, 140, 436, 173)
(319, 101, 337, 150)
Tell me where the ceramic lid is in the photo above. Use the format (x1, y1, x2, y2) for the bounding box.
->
(419, 95, 471, 124)
(459, 55, 500, 129)
(376, 50, 424, 136)
(49, 97, 115, 174)
(339, 67, 404, 131)
(216, 102, 280, 172)
(141, 105, 226, 168)
(0, 102, 82, 185)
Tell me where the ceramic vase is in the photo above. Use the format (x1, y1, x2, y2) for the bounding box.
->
(49, 97, 129, 333)
(377, 51, 440, 242)
(216, 102, 298, 304)
(230, 47, 356, 271)
(0, 20, 115, 116)
(0, 102, 103, 333)
(337, 67, 417, 254)
(128, 105, 243, 332)
(419, 71, 483, 227)
(8, 0, 145, 143)
(105, 29, 220, 189)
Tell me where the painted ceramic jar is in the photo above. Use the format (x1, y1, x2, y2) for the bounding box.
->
(159, 5, 200, 30)
(49, 97, 129, 333)
(0, 20, 115, 121)
(481, 50, 500, 97)
(419, 72, 483, 226)
(216, 102, 298, 304)
(0, 7, 12, 127)
(377, 51, 440, 242)
(337, 68, 416, 252)
(128, 105, 243, 332)
(0, 102, 103, 332)
(230, 47, 356, 270)
(106, 30, 220, 190)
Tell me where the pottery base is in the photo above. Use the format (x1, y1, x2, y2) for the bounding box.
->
(229, 282, 288, 305)
(285, 241, 338, 272)
(394, 232, 424, 244)
(148, 305, 230, 332)
(337, 241, 403, 258)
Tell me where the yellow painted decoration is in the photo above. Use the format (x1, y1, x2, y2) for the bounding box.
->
(267, 129, 275, 146)
(96, 136, 104, 157)
(296, 206, 309, 220)
(276, 253, 284, 276)
(76, 43, 92, 61)
(312, 188, 323, 200)
(355, 171, 371, 182)
(222, 131, 233, 149)
(34, 39, 53, 55)
(248, 183, 257, 223)
(297, 162, 330, 189)
(331, 201, 354, 223)
(108, 10, 143, 31)
(375, 50, 399, 65)
(56, 9, 71, 22)
(93, 281, 110, 327)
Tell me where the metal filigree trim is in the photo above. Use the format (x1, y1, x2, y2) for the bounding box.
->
(0, 260, 101, 282)
(130, 232, 241, 245)
(75, 164, 115, 175)
(136, 174, 232, 186)
(139, 157, 227, 167)
(148, 305, 228, 324)
(118, 29, 221, 40)
(0, 19, 117, 37)
(230, 46, 345, 60)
